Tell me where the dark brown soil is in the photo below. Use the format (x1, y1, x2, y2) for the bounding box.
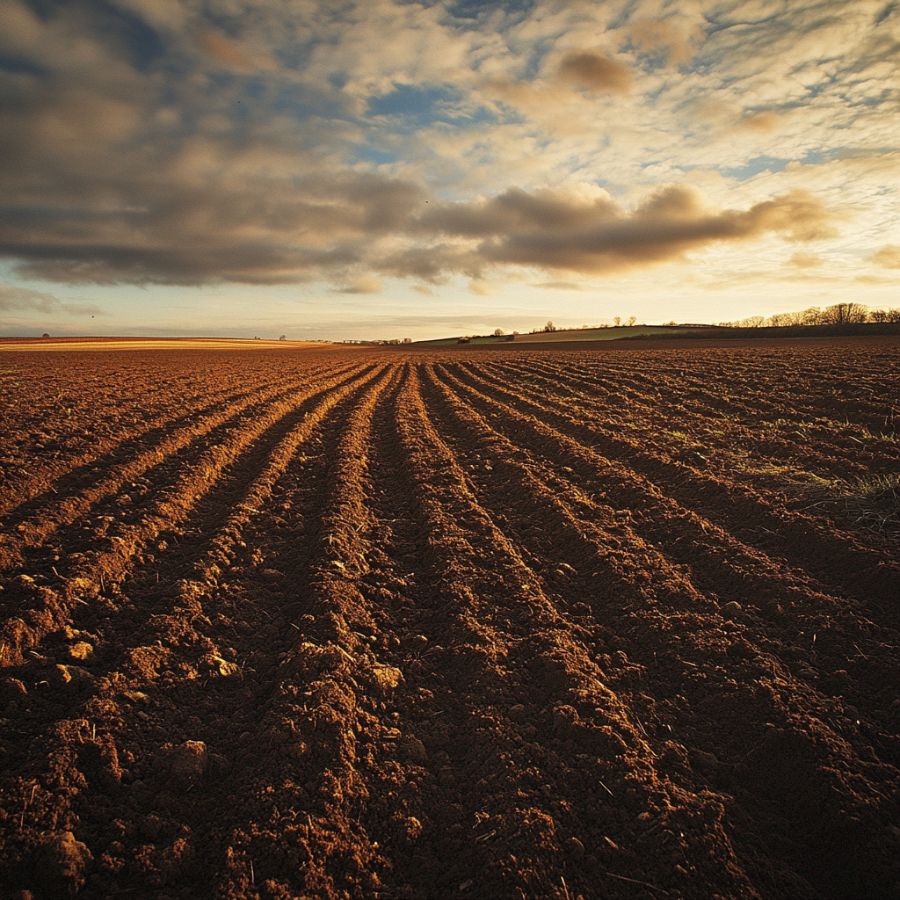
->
(1, 342, 898, 898)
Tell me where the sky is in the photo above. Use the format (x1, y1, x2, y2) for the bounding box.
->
(1, 0, 898, 340)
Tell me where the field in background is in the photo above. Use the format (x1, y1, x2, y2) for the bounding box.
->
(413, 322, 900, 348)
(0, 337, 339, 352)
(1, 340, 898, 897)
(413, 324, 701, 346)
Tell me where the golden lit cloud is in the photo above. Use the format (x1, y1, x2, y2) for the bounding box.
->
(869, 244, 900, 269)
(193, 29, 260, 72)
(413, 186, 836, 276)
(333, 274, 383, 294)
(0, 0, 897, 337)
(737, 110, 784, 133)
(628, 19, 702, 67)
(789, 251, 823, 268)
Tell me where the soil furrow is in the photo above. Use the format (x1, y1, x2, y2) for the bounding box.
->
(452, 360, 899, 613)
(0, 367, 298, 521)
(492, 357, 898, 480)
(0, 363, 378, 664)
(206, 362, 404, 897)
(384, 364, 753, 898)
(1, 343, 896, 900)
(0, 358, 267, 514)
(0, 362, 391, 895)
(0, 361, 355, 573)
(422, 362, 900, 897)
(427, 364, 900, 732)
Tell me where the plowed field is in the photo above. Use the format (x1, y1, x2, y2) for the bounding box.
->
(1, 342, 898, 899)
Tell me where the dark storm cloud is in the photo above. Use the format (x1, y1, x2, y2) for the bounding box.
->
(417, 188, 619, 236)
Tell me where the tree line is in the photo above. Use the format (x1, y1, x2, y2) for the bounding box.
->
(721, 303, 899, 328)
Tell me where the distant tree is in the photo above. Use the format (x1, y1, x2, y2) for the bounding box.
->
(625, 316, 636, 327)
(544, 320, 557, 332)
(797, 307, 823, 325)
(402, 337, 412, 344)
(493, 328, 505, 336)
(512, 330, 520, 335)
(717, 303, 900, 328)
(822, 302, 868, 324)
(279, 334, 287, 341)
(41, 332, 50, 338)
(613, 316, 621, 327)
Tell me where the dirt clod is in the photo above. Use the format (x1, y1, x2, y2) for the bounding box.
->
(35, 831, 93, 896)
(370, 663, 403, 695)
(205, 653, 240, 678)
(400, 734, 428, 763)
(68, 641, 94, 661)
(165, 740, 208, 788)
(53, 664, 95, 690)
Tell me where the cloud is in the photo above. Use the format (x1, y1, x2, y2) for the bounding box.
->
(333, 274, 382, 294)
(789, 251, 823, 268)
(736, 110, 784, 133)
(0, 156, 426, 284)
(0, 284, 63, 313)
(193, 29, 263, 72)
(0, 283, 104, 316)
(0, 0, 893, 319)
(534, 281, 585, 291)
(868, 244, 900, 268)
(411, 186, 836, 276)
(557, 51, 632, 94)
(628, 19, 702, 67)
(375, 243, 478, 283)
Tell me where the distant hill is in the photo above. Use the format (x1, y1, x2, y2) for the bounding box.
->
(412, 321, 900, 347)
(413, 324, 723, 346)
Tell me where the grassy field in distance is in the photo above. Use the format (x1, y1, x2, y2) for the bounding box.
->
(413, 324, 719, 346)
